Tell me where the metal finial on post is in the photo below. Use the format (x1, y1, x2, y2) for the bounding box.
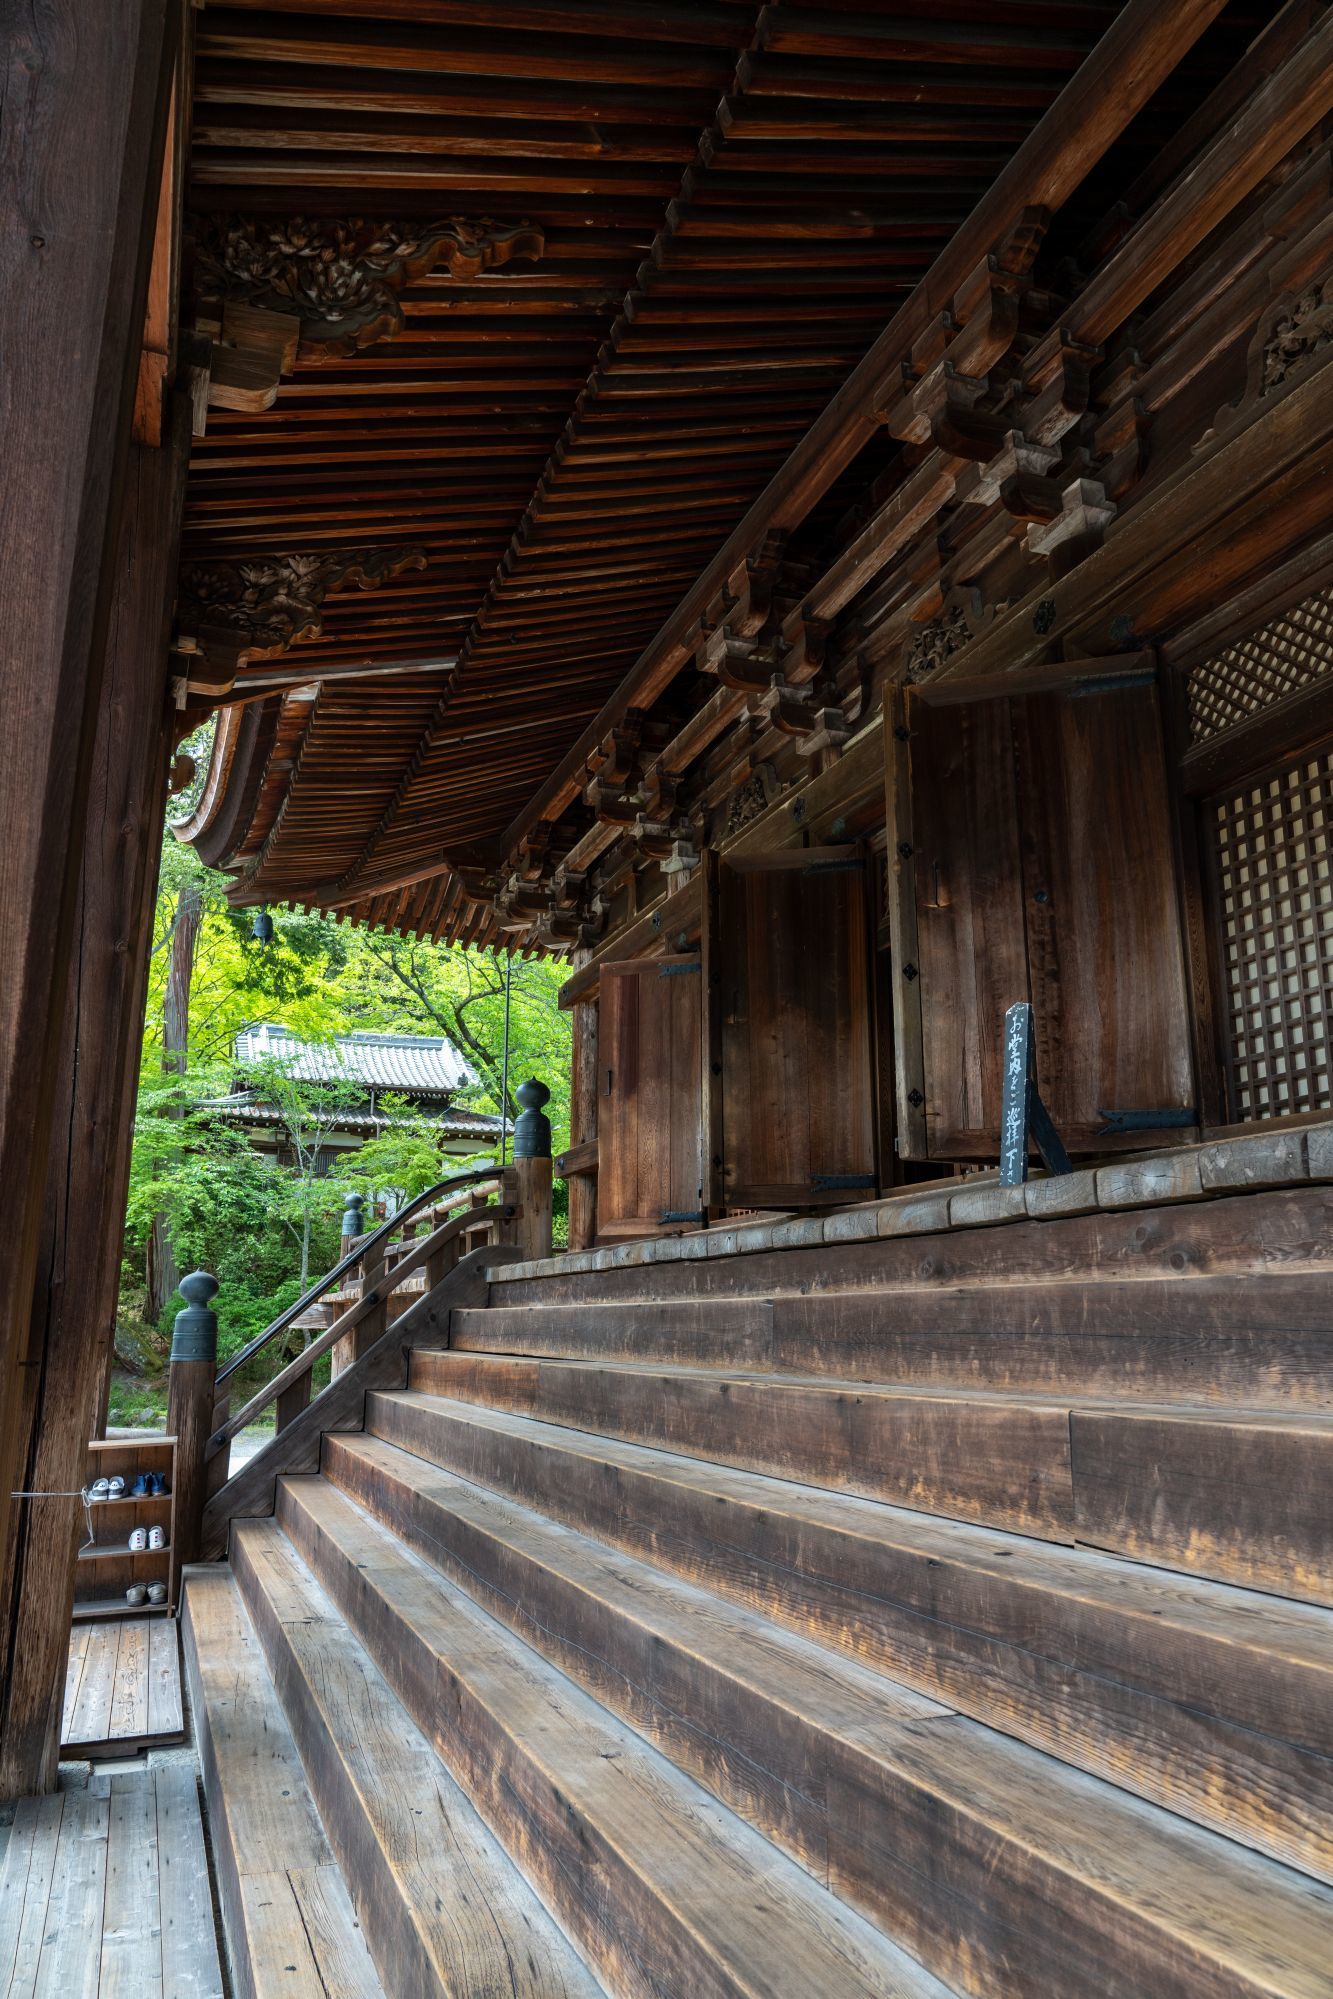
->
(513, 1078, 552, 1159)
(341, 1189, 364, 1244)
(511, 1079, 554, 1260)
(167, 1270, 220, 1592)
(170, 1270, 219, 1364)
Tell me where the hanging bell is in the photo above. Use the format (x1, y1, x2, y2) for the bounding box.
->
(251, 907, 275, 946)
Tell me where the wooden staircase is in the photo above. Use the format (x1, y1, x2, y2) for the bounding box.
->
(182, 1182, 1333, 1999)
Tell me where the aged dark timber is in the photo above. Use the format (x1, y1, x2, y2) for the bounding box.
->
(2, 1, 1333, 1993)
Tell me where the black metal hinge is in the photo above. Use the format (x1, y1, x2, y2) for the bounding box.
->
(802, 857, 865, 877)
(659, 1209, 707, 1224)
(811, 1173, 876, 1192)
(658, 960, 702, 977)
(1096, 1107, 1198, 1134)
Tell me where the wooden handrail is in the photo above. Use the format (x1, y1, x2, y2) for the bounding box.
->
(215, 1164, 504, 1385)
(207, 1200, 507, 1454)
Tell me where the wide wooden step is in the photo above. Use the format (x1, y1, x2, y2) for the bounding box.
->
(408, 1350, 1333, 1601)
(257, 1474, 960, 1999)
(302, 1440, 1333, 1999)
(364, 1386, 1333, 1880)
(179, 1565, 386, 1999)
(450, 1274, 1333, 1408)
(227, 1519, 605, 1999)
(486, 1184, 1333, 1309)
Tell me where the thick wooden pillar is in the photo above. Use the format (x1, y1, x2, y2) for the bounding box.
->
(567, 1002, 599, 1251)
(513, 1081, 555, 1262)
(0, 0, 178, 1634)
(0, 405, 190, 1797)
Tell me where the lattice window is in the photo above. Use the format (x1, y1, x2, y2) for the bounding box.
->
(1189, 585, 1333, 741)
(1214, 750, 1333, 1120)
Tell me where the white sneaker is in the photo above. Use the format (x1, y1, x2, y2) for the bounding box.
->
(147, 1526, 166, 1551)
(89, 1479, 111, 1502)
(128, 1527, 148, 1552)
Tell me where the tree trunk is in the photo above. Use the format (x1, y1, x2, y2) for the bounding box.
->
(147, 876, 201, 1318)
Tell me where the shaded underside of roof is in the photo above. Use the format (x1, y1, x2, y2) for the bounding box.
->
(180, 1, 1253, 944)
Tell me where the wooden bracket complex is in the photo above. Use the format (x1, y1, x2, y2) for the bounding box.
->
(192, 213, 546, 416)
(174, 545, 429, 699)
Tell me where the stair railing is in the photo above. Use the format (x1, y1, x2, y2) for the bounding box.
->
(167, 1166, 518, 1581)
(166, 1077, 559, 1580)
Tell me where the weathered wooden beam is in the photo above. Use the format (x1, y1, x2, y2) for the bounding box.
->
(915, 651, 1157, 707)
(0, 404, 190, 1799)
(494, 0, 1233, 861)
(0, 0, 177, 1644)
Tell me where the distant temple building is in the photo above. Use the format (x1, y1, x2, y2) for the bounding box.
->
(215, 1022, 505, 1175)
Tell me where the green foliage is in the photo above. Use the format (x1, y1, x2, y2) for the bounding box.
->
(121, 820, 572, 1377)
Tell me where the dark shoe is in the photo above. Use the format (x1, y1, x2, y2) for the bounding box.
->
(131, 1473, 150, 1497)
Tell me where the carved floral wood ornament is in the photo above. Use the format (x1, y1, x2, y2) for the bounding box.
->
(1259, 277, 1333, 394)
(194, 215, 546, 360)
(176, 546, 429, 682)
(902, 586, 995, 683)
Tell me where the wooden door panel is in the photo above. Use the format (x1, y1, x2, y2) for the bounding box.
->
(908, 695, 1028, 1157)
(901, 677, 1196, 1161)
(1013, 681, 1194, 1146)
(597, 958, 703, 1237)
(720, 856, 875, 1207)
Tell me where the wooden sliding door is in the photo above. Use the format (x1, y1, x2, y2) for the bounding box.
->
(596, 957, 704, 1236)
(718, 852, 877, 1207)
(890, 676, 1195, 1160)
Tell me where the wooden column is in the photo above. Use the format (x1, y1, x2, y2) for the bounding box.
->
(167, 1272, 220, 1597)
(567, 1002, 599, 1251)
(0, 404, 190, 1796)
(0, 0, 177, 1618)
(513, 1080, 555, 1262)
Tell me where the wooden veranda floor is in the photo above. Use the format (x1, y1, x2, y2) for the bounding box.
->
(0, 1765, 223, 1998)
(62, 1620, 183, 1759)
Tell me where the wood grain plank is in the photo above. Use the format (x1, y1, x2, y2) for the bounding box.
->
(179, 1567, 384, 1999)
(153, 1765, 224, 1999)
(305, 1443, 1333, 1998)
(145, 1620, 183, 1740)
(0, 1796, 64, 1998)
(362, 1392, 1333, 1880)
(100, 1772, 162, 1999)
(490, 1184, 1333, 1308)
(451, 1277, 1333, 1407)
(417, 1350, 1076, 1538)
(67, 1629, 117, 1749)
(32, 1788, 108, 1999)
(229, 1523, 602, 1998)
(61, 1630, 90, 1747)
(256, 1481, 952, 1999)
(1072, 1407, 1333, 1603)
(110, 1621, 149, 1743)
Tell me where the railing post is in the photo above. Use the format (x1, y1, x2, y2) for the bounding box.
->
(340, 1189, 364, 1261)
(513, 1078, 554, 1261)
(167, 1270, 219, 1598)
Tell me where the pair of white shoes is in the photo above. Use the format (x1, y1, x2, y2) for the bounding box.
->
(128, 1526, 166, 1552)
(125, 1582, 167, 1606)
(88, 1477, 125, 1502)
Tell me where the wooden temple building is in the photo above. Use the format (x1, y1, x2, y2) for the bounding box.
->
(3, 0, 1333, 1991)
